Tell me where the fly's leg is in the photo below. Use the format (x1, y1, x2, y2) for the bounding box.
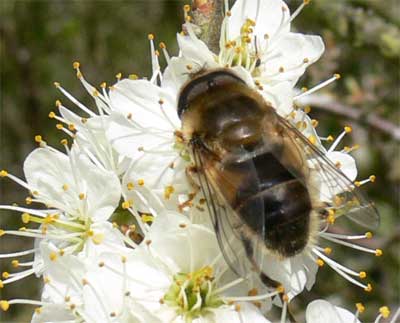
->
(243, 237, 297, 323)
(178, 166, 201, 212)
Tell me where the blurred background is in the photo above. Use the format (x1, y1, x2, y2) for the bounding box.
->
(0, 0, 398, 322)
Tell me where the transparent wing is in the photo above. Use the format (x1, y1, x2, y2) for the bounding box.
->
(276, 115, 379, 229)
(191, 143, 266, 279)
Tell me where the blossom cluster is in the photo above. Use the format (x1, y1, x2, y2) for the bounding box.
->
(0, 1, 397, 322)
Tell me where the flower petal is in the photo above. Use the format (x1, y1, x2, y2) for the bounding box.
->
(306, 299, 361, 323)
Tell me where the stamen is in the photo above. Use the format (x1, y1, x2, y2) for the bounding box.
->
(294, 74, 341, 101)
(328, 125, 352, 153)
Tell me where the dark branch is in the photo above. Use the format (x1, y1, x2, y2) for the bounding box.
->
(298, 94, 400, 141)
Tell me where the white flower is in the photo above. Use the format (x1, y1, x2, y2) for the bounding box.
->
(0, 143, 125, 296)
(304, 300, 399, 323)
(28, 213, 274, 323)
(162, 0, 324, 108)
(82, 212, 273, 323)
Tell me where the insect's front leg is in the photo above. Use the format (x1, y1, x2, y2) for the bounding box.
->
(178, 165, 201, 212)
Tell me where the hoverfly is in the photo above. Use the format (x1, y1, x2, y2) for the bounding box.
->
(177, 68, 379, 291)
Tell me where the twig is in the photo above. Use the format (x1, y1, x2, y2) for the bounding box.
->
(298, 94, 400, 141)
(191, 0, 225, 54)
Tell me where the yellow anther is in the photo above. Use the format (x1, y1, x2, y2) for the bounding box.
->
(354, 181, 361, 187)
(48, 111, 56, 119)
(185, 15, 192, 22)
(365, 232, 373, 239)
(282, 294, 289, 302)
(164, 185, 175, 200)
(359, 271, 367, 279)
(311, 119, 319, 128)
(121, 200, 131, 209)
(60, 139, 68, 146)
(327, 214, 336, 224)
(327, 135, 334, 142)
(142, 214, 154, 223)
(344, 126, 352, 133)
(379, 306, 390, 318)
(148, 33, 154, 40)
(11, 260, 19, 268)
(72, 61, 80, 69)
(0, 281, 3, 288)
(179, 223, 187, 228)
(21, 213, 30, 224)
(78, 193, 85, 200)
(115, 72, 122, 80)
(0, 300, 10, 311)
(56, 124, 63, 130)
(2, 272, 9, 279)
(35, 135, 42, 143)
(308, 135, 316, 145)
(59, 249, 65, 256)
(375, 249, 383, 257)
(62, 184, 69, 191)
(19, 227, 26, 231)
(76, 71, 82, 79)
(226, 10, 232, 16)
(81, 117, 88, 124)
(100, 82, 107, 89)
(121, 256, 127, 263)
(55, 100, 62, 108)
(369, 175, 376, 182)
(49, 252, 57, 261)
(92, 233, 104, 245)
(86, 230, 94, 237)
(234, 304, 241, 312)
(276, 285, 285, 293)
(304, 106, 311, 113)
(158, 98, 165, 105)
(43, 276, 51, 284)
(34, 307, 42, 314)
(279, 66, 285, 73)
(183, 4, 190, 12)
(54, 82, 60, 88)
(92, 90, 99, 97)
(138, 179, 145, 186)
(0, 230, 4, 237)
(247, 288, 258, 296)
(0, 170, 8, 177)
(316, 259, 325, 267)
(334, 73, 341, 79)
(364, 283, 372, 292)
(126, 182, 134, 191)
(324, 247, 332, 255)
(129, 74, 138, 80)
(98, 261, 105, 267)
(68, 124, 76, 131)
(127, 113, 132, 120)
(82, 278, 89, 285)
(355, 303, 365, 313)
(159, 42, 166, 49)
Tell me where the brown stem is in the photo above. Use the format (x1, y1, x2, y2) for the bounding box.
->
(191, 0, 225, 54)
(298, 94, 400, 141)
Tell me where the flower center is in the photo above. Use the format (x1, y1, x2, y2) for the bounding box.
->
(163, 266, 224, 320)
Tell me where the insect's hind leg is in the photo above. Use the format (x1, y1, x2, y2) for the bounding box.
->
(243, 237, 297, 322)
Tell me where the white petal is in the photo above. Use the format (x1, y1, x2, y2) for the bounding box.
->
(106, 112, 174, 160)
(262, 34, 324, 85)
(109, 78, 180, 130)
(306, 300, 361, 323)
(326, 151, 357, 181)
(31, 304, 75, 323)
(177, 32, 216, 67)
